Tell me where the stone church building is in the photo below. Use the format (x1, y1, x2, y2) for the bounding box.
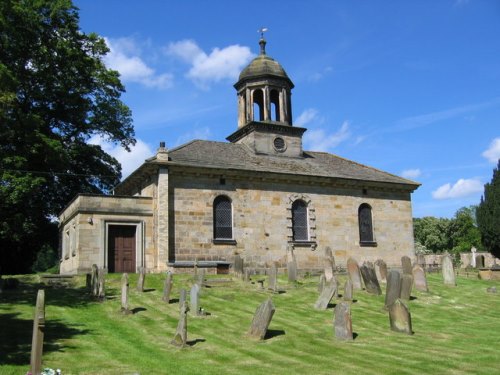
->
(58, 38, 420, 275)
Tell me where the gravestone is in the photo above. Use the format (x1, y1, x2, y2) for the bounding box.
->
(360, 261, 382, 295)
(162, 272, 173, 303)
(97, 268, 106, 301)
(471, 246, 477, 268)
(190, 284, 200, 315)
(374, 259, 387, 283)
(91, 264, 98, 296)
(179, 289, 187, 310)
(318, 273, 326, 293)
(389, 299, 413, 335)
(137, 267, 146, 292)
(412, 264, 428, 292)
(248, 298, 275, 340)
(476, 255, 485, 269)
(400, 274, 413, 301)
(334, 302, 353, 341)
(314, 279, 337, 310)
(287, 256, 298, 283)
(195, 268, 205, 288)
(347, 257, 363, 290)
(233, 254, 243, 276)
(121, 273, 131, 314)
(193, 258, 198, 275)
(30, 289, 45, 375)
(343, 279, 353, 302)
(268, 262, 278, 292)
(385, 270, 402, 308)
(324, 247, 335, 281)
(332, 275, 339, 298)
(442, 254, 456, 286)
(171, 301, 189, 347)
(401, 256, 413, 275)
(243, 268, 251, 282)
(86, 273, 92, 291)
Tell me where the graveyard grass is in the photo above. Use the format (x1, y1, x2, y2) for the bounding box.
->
(1, 272, 499, 375)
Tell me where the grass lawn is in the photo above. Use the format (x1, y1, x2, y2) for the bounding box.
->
(1, 271, 499, 375)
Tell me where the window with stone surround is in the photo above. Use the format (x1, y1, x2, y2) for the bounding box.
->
(213, 195, 233, 240)
(292, 199, 309, 241)
(358, 203, 376, 246)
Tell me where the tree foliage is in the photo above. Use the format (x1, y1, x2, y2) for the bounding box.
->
(0, 0, 134, 273)
(477, 160, 500, 259)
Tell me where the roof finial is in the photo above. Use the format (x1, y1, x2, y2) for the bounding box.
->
(257, 27, 268, 55)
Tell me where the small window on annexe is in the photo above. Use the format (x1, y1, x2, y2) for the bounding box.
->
(214, 196, 233, 240)
(292, 200, 309, 241)
(359, 203, 376, 246)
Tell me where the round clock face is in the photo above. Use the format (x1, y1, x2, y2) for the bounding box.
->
(273, 137, 286, 152)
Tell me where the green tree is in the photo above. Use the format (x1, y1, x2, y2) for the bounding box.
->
(413, 216, 452, 253)
(0, 0, 134, 273)
(477, 160, 500, 259)
(449, 206, 482, 254)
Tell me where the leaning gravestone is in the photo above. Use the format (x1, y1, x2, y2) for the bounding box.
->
(171, 301, 189, 347)
(91, 264, 98, 296)
(97, 268, 106, 301)
(442, 254, 456, 286)
(30, 289, 45, 375)
(347, 257, 363, 290)
(385, 270, 402, 309)
(248, 298, 275, 340)
(190, 284, 200, 315)
(318, 273, 326, 293)
(334, 302, 353, 341)
(137, 267, 146, 292)
(400, 274, 413, 301)
(412, 264, 428, 292)
(343, 279, 353, 302)
(314, 279, 337, 310)
(162, 272, 173, 303)
(121, 273, 131, 314)
(179, 289, 187, 310)
(389, 299, 413, 335)
(324, 247, 335, 281)
(401, 256, 413, 275)
(360, 261, 382, 295)
(268, 262, 278, 292)
(374, 259, 387, 283)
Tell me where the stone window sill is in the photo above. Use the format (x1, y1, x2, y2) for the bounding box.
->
(289, 241, 317, 248)
(360, 241, 377, 247)
(213, 239, 237, 245)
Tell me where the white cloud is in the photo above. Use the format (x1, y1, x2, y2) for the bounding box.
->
(482, 137, 500, 163)
(166, 39, 254, 87)
(89, 135, 154, 179)
(401, 169, 422, 179)
(303, 121, 350, 152)
(295, 108, 319, 127)
(432, 178, 483, 200)
(174, 126, 212, 147)
(104, 37, 173, 89)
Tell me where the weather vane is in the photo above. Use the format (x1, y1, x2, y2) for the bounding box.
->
(258, 27, 268, 39)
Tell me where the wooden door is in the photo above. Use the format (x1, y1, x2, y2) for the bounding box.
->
(108, 225, 136, 273)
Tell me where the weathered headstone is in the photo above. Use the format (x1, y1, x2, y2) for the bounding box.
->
(374, 259, 387, 283)
(324, 247, 335, 281)
(268, 262, 278, 292)
(243, 268, 251, 282)
(412, 264, 428, 292)
(162, 272, 173, 303)
(193, 258, 198, 275)
(399, 274, 413, 301)
(332, 275, 339, 298)
(343, 279, 353, 302)
(97, 268, 106, 301)
(190, 284, 200, 315)
(314, 279, 337, 310)
(360, 261, 382, 295)
(137, 267, 146, 292)
(287, 256, 297, 283)
(121, 273, 131, 314)
(195, 268, 205, 288)
(91, 264, 98, 296)
(487, 286, 497, 294)
(385, 270, 402, 308)
(389, 299, 413, 335)
(179, 289, 187, 310)
(347, 257, 363, 290)
(401, 256, 413, 275)
(318, 273, 326, 293)
(334, 302, 353, 341)
(86, 273, 92, 291)
(248, 298, 275, 340)
(30, 289, 45, 375)
(470, 246, 477, 268)
(442, 254, 456, 286)
(233, 254, 243, 276)
(171, 301, 189, 347)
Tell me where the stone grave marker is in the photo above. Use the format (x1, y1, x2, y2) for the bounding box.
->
(412, 264, 428, 292)
(332, 275, 339, 298)
(471, 246, 477, 267)
(243, 268, 251, 282)
(179, 289, 187, 310)
(248, 298, 275, 340)
(30, 289, 45, 375)
(400, 274, 413, 301)
(268, 262, 278, 292)
(347, 257, 363, 290)
(385, 270, 402, 309)
(190, 284, 200, 315)
(137, 267, 146, 292)
(314, 279, 337, 310)
(86, 273, 92, 291)
(97, 268, 106, 301)
(91, 264, 98, 296)
(287, 257, 298, 283)
(389, 299, 413, 335)
(324, 247, 335, 281)
(334, 301, 353, 341)
(171, 301, 189, 347)
(233, 254, 243, 276)
(360, 261, 382, 295)
(121, 273, 131, 314)
(162, 272, 173, 303)
(343, 279, 353, 302)
(196, 268, 205, 288)
(318, 273, 326, 293)
(374, 259, 387, 283)
(442, 254, 456, 286)
(401, 256, 413, 275)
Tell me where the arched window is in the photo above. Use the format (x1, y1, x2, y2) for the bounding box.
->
(292, 200, 308, 241)
(252, 89, 264, 121)
(358, 203, 375, 244)
(270, 89, 280, 121)
(213, 196, 233, 239)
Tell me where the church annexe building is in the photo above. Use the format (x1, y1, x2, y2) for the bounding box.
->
(58, 38, 420, 275)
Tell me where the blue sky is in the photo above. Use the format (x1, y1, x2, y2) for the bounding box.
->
(75, 0, 500, 218)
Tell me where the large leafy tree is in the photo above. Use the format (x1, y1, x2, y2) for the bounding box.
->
(0, 0, 134, 273)
(477, 160, 500, 259)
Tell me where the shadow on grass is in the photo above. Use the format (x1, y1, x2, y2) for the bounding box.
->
(265, 329, 285, 339)
(186, 338, 206, 346)
(142, 288, 156, 293)
(0, 312, 91, 366)
(132, 307, 147, 314)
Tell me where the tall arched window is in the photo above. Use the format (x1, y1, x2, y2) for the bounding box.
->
(358, 203, 375, 244)
(252, 89, 264, 121)
(213, 196, 233, 239)
(292, 200, 308, 241)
